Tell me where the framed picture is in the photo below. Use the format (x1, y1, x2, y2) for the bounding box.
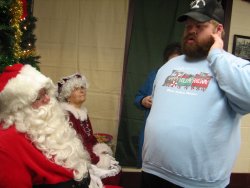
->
(232, 35, 250, 60)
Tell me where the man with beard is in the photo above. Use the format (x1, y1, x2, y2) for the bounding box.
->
(0, 63, 102, 188)
(141, 0, 250, 188)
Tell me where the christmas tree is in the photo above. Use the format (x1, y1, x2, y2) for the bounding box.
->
(0, 0, 40, 73)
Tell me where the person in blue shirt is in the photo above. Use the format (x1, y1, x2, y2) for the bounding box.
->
(134, 42, 182, 168)
(141, 0, 250, 187)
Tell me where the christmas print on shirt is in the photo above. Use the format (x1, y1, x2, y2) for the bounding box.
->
(162, 70, 213, 91)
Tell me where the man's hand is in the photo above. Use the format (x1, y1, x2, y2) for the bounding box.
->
(141, 96, 152, 108)
(210, 25, 224, 50)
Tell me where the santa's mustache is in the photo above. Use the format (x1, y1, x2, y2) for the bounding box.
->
(31, 99, 56, 120)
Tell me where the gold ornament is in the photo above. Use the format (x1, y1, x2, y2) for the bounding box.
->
(10, 0, 23, 59)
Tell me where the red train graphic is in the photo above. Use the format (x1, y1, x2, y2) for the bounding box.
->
(163, 70, 212, 91)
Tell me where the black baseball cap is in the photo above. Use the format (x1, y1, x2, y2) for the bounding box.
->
(177, 0, 224, 24)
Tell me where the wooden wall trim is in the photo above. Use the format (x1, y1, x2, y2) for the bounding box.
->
(120, 172, 250, 188)
(119, 0, 135, 120)
(222, 0, 233, 51)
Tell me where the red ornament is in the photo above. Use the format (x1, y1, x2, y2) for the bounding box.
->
(20, 0, 27, 20)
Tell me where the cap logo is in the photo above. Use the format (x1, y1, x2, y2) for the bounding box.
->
(190, 0, 206, 9)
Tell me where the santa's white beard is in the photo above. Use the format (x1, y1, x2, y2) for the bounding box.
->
(5, 98, 90, 181)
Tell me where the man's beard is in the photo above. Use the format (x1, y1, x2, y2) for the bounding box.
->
(182, 33, 215, 59)
(14, 98, 90, 181)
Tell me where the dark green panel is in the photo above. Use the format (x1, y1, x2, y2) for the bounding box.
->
(116, 0, 190, 167)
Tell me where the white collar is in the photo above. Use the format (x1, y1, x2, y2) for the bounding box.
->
(61, 102, 88, 121)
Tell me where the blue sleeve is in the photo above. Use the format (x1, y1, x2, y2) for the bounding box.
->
(208, 48, 250, 115)
(134, 70, 157, 110)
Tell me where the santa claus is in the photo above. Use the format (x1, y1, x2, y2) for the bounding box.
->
(0, 63, 102, 188)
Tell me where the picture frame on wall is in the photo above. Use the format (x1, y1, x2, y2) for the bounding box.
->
(232, 35, 250, 61)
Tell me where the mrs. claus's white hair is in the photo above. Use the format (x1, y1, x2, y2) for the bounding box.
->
(57, 73, 89, 103)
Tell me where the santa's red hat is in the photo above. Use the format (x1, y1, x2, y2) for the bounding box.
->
(0, 63, 54, 114)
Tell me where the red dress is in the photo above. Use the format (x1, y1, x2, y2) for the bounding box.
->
(68, 112, 100, 164)
(65, 107, 122, 186)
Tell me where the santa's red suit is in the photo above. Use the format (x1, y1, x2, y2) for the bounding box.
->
(0, 125, 77, 187)
(0, 64, 92, 188)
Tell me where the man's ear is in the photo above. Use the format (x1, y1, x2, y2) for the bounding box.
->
(216, 24, 224, 33)
(215, 24, 224, 38)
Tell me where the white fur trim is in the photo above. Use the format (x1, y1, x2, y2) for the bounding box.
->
(96, 154, 112, 169)
(93, 143, 113, 156)
(0, 65, 54, 114)
(94, 143, 114, 170)
(60, 102, 88, 121)
(90, 163, 121, 179)
(89, 169, 104, 188)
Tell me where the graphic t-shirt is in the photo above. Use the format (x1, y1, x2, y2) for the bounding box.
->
(142, 49, 250, 188)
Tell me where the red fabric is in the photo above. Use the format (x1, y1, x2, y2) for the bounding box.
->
(0, 63, 24, 92)
(68, 111, 122, 186)
(0, 125, 74, 188)
(102, 171, 122, 186)
(105, 186, 123, 188)
(20, 0, 28, 19)
(68, 112, 100, 164)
